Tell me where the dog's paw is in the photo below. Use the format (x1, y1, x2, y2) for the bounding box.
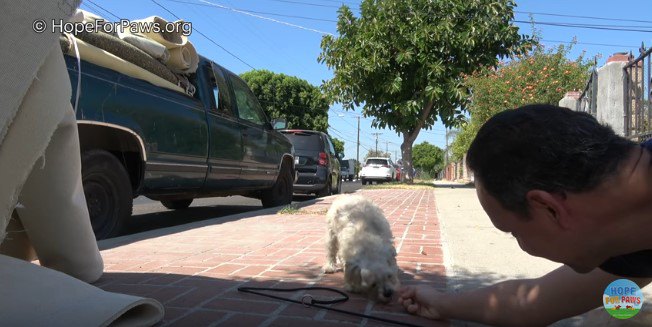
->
(323, 264, 340, 274)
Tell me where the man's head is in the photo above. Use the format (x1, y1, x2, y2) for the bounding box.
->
(467, 104, 636, 271)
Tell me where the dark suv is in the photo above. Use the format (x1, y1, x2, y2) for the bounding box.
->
(280, 130, 341, 197)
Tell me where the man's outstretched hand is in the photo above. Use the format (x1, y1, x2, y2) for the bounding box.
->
(397, 285, 444, 320)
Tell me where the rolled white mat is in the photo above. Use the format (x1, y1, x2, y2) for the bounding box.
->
(132, 16, 188, 49)
(117, 30, 171, 63)
(69, 9, 105, 24)
(167, 41, 198, 74)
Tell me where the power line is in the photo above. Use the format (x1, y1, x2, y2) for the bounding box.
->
(263, 0, 341, 9)
(164, 0, 337, 22)
(515, 10, 652, 25)
(199, 0, 334, 35)
(310, 0, 360, 6)
(150, 0, 256, 69)
(541, 39, 639, 49)
(514, 20, 652, 33)
(85, 0, 121, 21)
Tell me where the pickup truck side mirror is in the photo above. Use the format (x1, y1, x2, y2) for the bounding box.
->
(271, 118, 287, 130)
(337, 152, 345, 159)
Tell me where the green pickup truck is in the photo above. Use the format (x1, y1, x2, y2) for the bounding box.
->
(64, 54, 295, 240)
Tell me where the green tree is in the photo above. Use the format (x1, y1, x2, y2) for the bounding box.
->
(450, 42, 592, 161)
(412, 141, 444, 177)
(319, 0, 530, 183)
(240, 70, 329, 132)
(363, 149, 390, 161)
(331, 137, 345, 155)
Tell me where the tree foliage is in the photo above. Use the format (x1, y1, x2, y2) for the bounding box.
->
(240, 70, 329, 132)
(363, 149, 390, 161)
(450, 43, 592, 161)
(331, 137, 345, 155)
(412, 141, 444, 177)
(319, 0, 530, 182)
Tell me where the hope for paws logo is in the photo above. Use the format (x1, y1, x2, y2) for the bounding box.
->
(603, 279, 644, 319)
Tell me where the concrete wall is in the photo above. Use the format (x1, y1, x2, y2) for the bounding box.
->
(596, 60, 628, 136)
(559, 91, 580, 111)
(559, 54, 631, 136)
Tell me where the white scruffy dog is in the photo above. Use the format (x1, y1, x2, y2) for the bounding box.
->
(323, 195, 400, 303)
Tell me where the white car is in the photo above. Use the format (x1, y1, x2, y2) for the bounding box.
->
(359, 157, 396, 185)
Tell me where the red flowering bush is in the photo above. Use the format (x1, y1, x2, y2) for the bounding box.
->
(450, 43, 592, 160)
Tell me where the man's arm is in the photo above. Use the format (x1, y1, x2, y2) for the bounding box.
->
(399, 265, 652, 326)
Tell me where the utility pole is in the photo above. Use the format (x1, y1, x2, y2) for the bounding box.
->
(372, 133, 382, 154)
(356, 116, 360, 165)
(385, 141, 389, 157)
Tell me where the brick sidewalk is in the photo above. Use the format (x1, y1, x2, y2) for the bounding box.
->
(96, 189, 447, 326)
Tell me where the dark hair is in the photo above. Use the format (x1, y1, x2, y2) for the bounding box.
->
(467, 104, 635, 216)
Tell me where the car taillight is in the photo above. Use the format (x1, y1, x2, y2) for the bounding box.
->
(318, 152, 327, 166)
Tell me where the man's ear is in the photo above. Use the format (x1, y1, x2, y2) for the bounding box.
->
(525, 190, 571, 229)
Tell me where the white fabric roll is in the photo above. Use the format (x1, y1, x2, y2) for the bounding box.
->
(132, 16, 188, 48)
(167, 41, 199, 74)
(117, 30, 171, 63)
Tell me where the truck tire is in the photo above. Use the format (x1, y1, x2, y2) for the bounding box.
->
(81, 150, 133, 240)
(261, 164, 293, 208)
(161, 199, 193, 210)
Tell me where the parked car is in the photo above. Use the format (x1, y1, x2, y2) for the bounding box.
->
(359, 157, 396, 185)
(340, 158, 356, 181)
(280, 130, 341, 197)
(65, 53, 295, 239)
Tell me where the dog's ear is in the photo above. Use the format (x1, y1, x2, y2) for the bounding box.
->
(387, 246, 397, 266)
(345, 261, 361, 285)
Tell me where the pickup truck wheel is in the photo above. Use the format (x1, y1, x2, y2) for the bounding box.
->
(82, 150, 133, 240)
(161, 199, 193, 210)
(261, 164, 293, 208)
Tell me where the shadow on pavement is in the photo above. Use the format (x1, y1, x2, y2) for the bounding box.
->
(94, 270, 446, 327)
(433, 183, 475, 189)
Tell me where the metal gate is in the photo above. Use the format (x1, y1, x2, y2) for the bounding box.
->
(624, 46, 652, 141)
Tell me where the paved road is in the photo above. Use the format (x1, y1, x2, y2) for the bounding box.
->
(121, 180, 362, 237)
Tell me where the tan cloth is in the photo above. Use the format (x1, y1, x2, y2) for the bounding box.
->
(0, 2, 164, 325)
(0, 255, 164, 327)
(0, 1, 78, 236)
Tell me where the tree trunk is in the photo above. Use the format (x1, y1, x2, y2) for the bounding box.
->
(400, 101, 434, 184)
(401, 132, 417, 184)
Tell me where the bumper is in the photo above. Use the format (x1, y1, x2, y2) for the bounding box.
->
(361, 176, 393, 182)
(293, 169, 328, 194)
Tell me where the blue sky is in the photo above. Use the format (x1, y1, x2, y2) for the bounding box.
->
(82, 0, 652, 162)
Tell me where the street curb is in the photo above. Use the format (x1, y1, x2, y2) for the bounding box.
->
(98, 195, 340, 251)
